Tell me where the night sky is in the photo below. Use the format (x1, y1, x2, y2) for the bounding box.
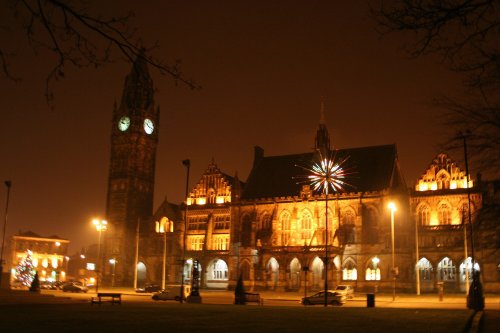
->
(0, 1, 465, 254)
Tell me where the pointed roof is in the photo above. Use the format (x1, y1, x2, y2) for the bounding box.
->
(314, 101, 331, 151)
(119, 49, 155, 113)
(242, 144, 402, 200)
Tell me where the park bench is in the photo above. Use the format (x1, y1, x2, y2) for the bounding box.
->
(90, 293, 122, 305)
(244, 292, 262, 305)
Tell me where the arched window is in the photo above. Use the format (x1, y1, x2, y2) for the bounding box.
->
(437, 257, 456, 281)
(436, 170, 450, 190)
(210, 259, 228, 280)
(438, 203, 452, 225)
(261, 213, 271, 230)
(281, 211, 291, 246)
(418, 205, 430, 226)
(459, 257, 480, 283)
(300, 210, 313, 240)
(342, 259, 357, 281)
(417, 258, 433, 281)
(240, 260, 251, 280)
(365, 257, 381, 281)
(241, 214, 252, 247)
(289, 258, 301, 289)
(362, 206, 378, 243)
(341, 210, 355, 244)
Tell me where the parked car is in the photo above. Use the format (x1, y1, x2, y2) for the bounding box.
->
(151, 289, 183, 302)
(62, 281, 88, 293)
(301, 290, 347, 306)
(334, 285, 354, 299)
(40, 281, 58, 290)
(135, 283, 161, 293)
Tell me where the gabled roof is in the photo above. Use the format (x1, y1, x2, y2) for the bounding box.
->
(152, 199, 182, 222)
(242, 144, 401, 200)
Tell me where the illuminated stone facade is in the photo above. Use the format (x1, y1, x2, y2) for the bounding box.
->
(142, 122, 498, 293)
(10, 231, 69, 284)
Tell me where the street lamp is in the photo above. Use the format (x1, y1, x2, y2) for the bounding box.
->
(92, 219, 107, 293)
(109, 258, 117, 287)
(180, 159, 190, 304)
(157, 219, 172, 290)
(388, 202, 397, 301)
(0, 180, 12, 288)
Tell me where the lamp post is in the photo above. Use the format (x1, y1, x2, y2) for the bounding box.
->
(109, 258, 117, 287)
(0, 181, 12, 289)
(388, 202, 397, 301)
(180, 159, 190, 304)
(92, 219, 107, 293)
(157, 221, 168, 290)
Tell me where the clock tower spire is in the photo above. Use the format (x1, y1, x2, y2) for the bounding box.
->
(104, 51, 159, 286)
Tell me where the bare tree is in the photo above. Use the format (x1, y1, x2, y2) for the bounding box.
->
(373, 0, 500, 177)
(1, 0, 198, 105)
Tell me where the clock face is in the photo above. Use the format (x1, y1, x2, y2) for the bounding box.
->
(118, 116, 130, 131)
(144, 118, 154, 134)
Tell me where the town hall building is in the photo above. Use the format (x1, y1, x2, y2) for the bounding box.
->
(100, 54, 499, 295)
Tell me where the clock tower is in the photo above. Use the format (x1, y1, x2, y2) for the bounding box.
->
(104, 51, 159, 286)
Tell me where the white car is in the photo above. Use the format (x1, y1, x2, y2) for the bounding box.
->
(152, 289, 184, 302)
(334, 285, 354, 299)
(301, 290, 347, 306)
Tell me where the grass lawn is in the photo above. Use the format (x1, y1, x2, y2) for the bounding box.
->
(1, 303, 473, 333)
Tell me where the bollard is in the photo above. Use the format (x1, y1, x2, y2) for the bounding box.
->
(437, 282, 444, 302)
(367, 293, 375, 307)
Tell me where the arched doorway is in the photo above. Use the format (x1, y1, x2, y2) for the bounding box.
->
(267, 257, 279, 290)
(136, 262, 147, 287)
(206, 258, 229, 289)
(416, 257, 433, 292)
(289, 258, 301, 290)
(184, 258, 202, 286)
(311, 257, 324, 289)
(459, 257, 480, 292)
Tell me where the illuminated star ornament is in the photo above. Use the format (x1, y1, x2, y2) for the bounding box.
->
(296, 150, 354, 195)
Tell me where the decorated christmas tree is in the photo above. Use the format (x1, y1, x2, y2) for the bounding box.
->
(15, 250, 36, 287)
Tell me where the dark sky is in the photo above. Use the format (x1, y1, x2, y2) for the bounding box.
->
(0, 1, 465, 254)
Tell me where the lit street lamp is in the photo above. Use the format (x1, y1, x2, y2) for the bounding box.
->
(157, 219, 173, 290)
(388, 202, 397, 301)
(109, 258, 117, 287)
(92, 219, 107, 293)
(0, 181, 12, 288)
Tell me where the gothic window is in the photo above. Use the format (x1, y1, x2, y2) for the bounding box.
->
(362, 206, 378, 244)
(417, 258, 433, 281)
(189, 236, 204, 251)
(214, 215, 230, 230)
(213, 235, 229, 250)
(281, 211, 291, 246)
(341, 210, 355, 244)
(300, 210, 313, 240)
(365, 257, 381, 281)
(437, 257, 456, 281)
(436, 170, 450, 190)
(208, 189, 216, 204)
(418, 205, 431, 226)
(210, 259, 228, 280)
(240, 260, 251, 280)
(342, 259, 357, 281)
(289, 258, 301, 289)
(241, 214, 252, 247)
(459, 257, 480, 284)
(261, 213, 271, 230)
(438, 203, 452, 225)
(188, 215, 208, 230)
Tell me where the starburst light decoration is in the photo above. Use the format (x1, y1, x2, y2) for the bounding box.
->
(296, 150, 353, 195)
